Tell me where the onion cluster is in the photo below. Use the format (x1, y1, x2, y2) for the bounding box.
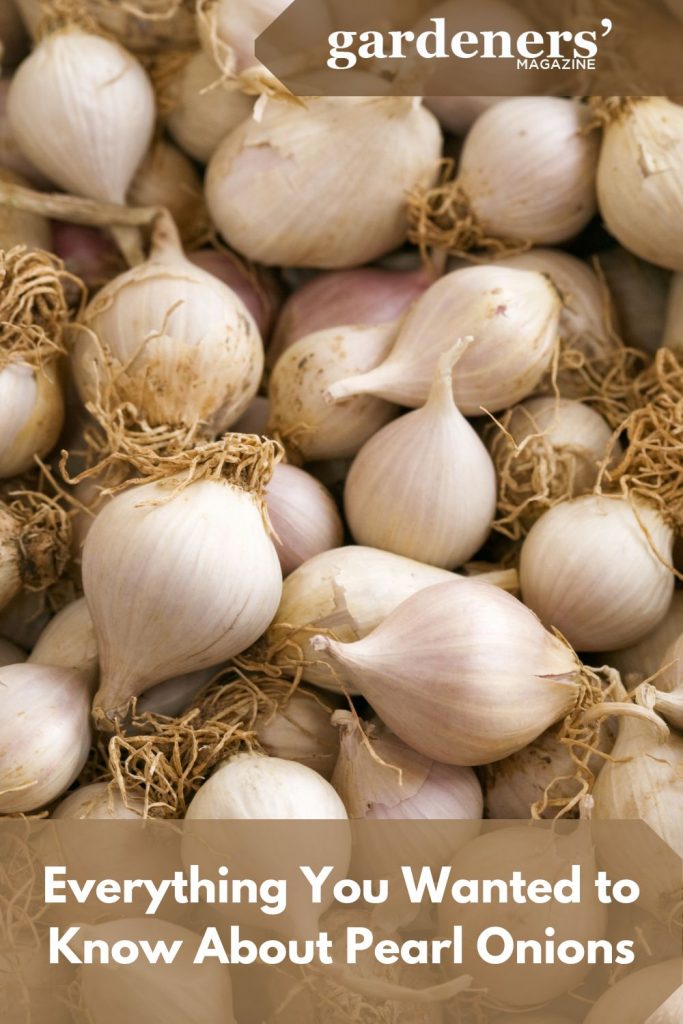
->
(0, 10, 681, 1020)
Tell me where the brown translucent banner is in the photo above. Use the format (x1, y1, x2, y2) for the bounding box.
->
(1, 819, 681, 1023)
(254, 0, 683, 96)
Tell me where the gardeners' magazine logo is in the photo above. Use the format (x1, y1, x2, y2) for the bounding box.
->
(326, 17, 614, 71)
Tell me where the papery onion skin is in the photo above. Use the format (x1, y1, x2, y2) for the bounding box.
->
(0, 360, 64, 479)
(343, 347, 497, 569)
(256, 689, 342, 780)
(128, 139, 207, 247)
(0, 77, 43, 181)
(206, 96, 442, 268)
(326, 265, 561, 414)
(166, 50, 253, 163)
(189, 248, 281, 340)
(268, 321, 401, 461)
(458, 97, 599, 245)
(186, 753, 348, 821)
(29, 597, 99, 690)
(596, 98, 683, 272)
(589, 708, 683, 912)
(266, 545, 457, 693)
(604, 589, 683, 683)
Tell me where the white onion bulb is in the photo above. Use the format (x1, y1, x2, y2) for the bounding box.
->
(83, 477, 282, 720)
(268, 321, 400, 461)
(312, 578, 581, 766)
(270, 265, 428, 366)
(596, 98, 683, 271)
(327, 265, 561, 414)
(520, 495, 674, 651)
(255, 688, 342, 779)
(206, 97, 441, 269)
(0, 663, 91, 812)
(29, 597, 98, 690)
(344, 346, 496, 568)
(52, 781, 143, 819)
(0, 360, 64, 478)
(266, 545, 456, 693)
(8, 29, 155, 203)
(167, 50, 253, 163)
(71, 219, 263, 432)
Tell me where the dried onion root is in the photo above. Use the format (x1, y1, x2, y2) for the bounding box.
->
(0, 489, 72, 612)
(551, 326, 647, 429)
(527, 666, 624, 820)
(0, 248, 80, 477)
(86, 663, 304, 818)
(487, 399, 617, 542)
(407, 160, 529, 264)
(599, 347, 683, 532)
(0, 245, 82, 366)
(61, 392, 281, 501)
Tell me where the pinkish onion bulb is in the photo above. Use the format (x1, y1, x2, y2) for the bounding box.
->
(424, 96, 505, 134)
(189, 248, 281, 338)
(51, 221, 123, 293)
(270, 266, 429, 367)
(233, 395, 269, 435)
(265, 463, 344, 577)
(136, 666, 217, 719)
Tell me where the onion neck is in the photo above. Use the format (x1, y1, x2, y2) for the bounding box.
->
(647, 684, 683, 731)
(149, 209, 185, 264)
(424, 338, 472, 418)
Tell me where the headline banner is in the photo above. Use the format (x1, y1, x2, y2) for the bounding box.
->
(1, 818, 681, 1022)
(253, 0, 683, 96)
